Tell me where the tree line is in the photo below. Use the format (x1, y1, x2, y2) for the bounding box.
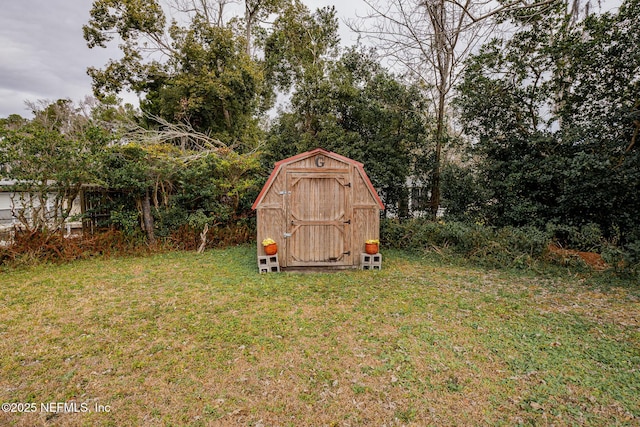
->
(0, 0, 638, 264)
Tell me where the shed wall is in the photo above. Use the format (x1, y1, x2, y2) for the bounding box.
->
(256, 169, 286, 262)
(352, 207, 380, 256)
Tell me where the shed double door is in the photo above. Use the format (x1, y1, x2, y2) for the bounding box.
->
(285, 172, 352, 266)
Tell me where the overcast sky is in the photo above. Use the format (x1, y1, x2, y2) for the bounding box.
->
(1, 1, 625, 119)
(0, 1, 116, 117)
(0, 0, 363, 119)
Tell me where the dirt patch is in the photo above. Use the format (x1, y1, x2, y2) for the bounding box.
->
(547, 244, 609, 270)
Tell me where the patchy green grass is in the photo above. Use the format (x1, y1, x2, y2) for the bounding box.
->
(0, 246, 638, 426)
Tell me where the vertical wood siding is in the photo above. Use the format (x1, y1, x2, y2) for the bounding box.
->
(255, 150, 381, 269)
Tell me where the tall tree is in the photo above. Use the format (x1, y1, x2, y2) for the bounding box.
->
(350, 0, 569, 219)
(243, 0, 286, 55)
(267, 48, 430, 215)
(263, 1, 341, 95)
(455, 0, 640, 238)
(83, 0, 268, 142)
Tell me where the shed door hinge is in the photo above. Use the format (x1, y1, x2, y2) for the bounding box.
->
(343, 219, 351, 224)
(343, 251, 351, 256)
(278, 191, 291, 195)
(283, 233, 292, 238)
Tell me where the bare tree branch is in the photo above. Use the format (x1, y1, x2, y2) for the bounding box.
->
(348, 0, 503, 217)
(347, 0, 589, 218)
(129, 114, 228, 157)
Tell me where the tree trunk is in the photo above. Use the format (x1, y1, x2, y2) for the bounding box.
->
(429, 90, 446, 220)
(197, 223, 209, 254)
(141, 190, 156, 245)
(245, 6, 253, 56)
(427, 0, 449, 221)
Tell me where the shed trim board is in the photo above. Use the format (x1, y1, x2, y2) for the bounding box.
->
(253, 148, 382, 269)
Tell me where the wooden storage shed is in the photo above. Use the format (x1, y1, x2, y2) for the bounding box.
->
(252, 148, 384, 270)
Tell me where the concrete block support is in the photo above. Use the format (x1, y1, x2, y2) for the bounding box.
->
(360, 253, 382, 270)
(258, 254, 280, 273)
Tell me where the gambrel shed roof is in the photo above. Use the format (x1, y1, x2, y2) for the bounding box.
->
(252, 148, 384, 210)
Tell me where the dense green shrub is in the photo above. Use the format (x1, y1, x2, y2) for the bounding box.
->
(545, 222, 605, 252)
(441, 162, 490, 223)
(381, 219, 550, 269)
(109, 208, 144, 239)
(381, 218, 640, 274)
(90, 145, 261, 247)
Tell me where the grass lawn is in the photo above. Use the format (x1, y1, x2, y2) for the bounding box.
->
(1, 246, 638, 426)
